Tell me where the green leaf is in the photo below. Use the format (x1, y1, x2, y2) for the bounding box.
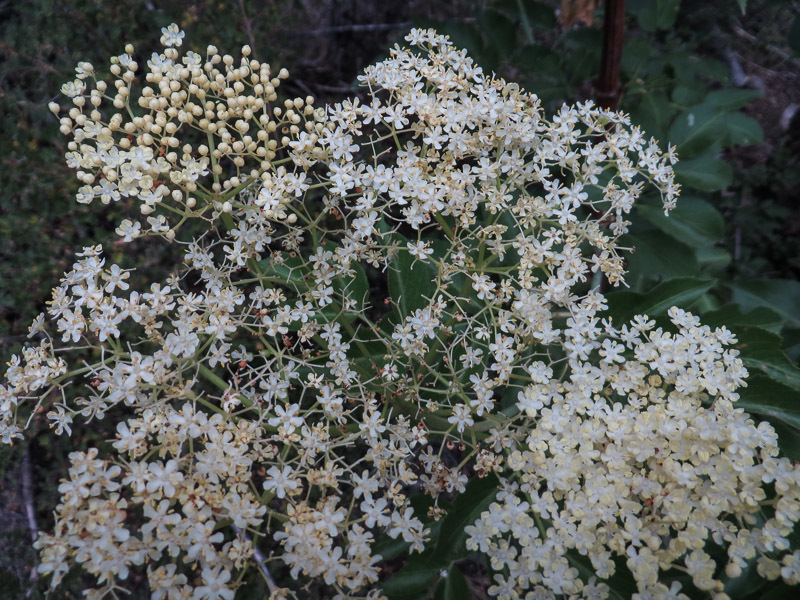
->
(287, 301, 355, 331)
(434, 474, 500, 561)
(628, 92, 674, 143)
(381, 550, 445, 600)
(628, 0, 682, 31)
(637, 196, 725, 247)
(566, 552, 632, 600)
(669, 104, 729, 158)
(694, 246, 731, 273)
(372, 533, 410, 561)
(521, 0, 556, 29)
(374, 495, 447, 562)
(705, 88, 762, 110)
(333, 261, 369, 312)
(702, 304, 785, 333)
(689, 56, 730, 83)
(255, 254, 310, 289)
(515, 44, 560, 70)
(765, 420, 800, 462)
(560, 29, 603, 83)
(605, 277, 716, 324)
(724, 112, 764, 147)
(480, 9, 517, 58)
(782, 327, 800, 363)
(387, 233, 438, 322)
(723, 541, 765, 598)
(731, 326, 800, 391)
(621, 36, 652, 77)
(433, 565, 470, 600)
(675, 154, 733, 191)
(622, 231, 699, 285)
(736, 373, 800, 432)
(736, 0, 747, 13)
(438, 21, 485, 58)
(727, 279, 800, 329)
(672, 83, 708, 108)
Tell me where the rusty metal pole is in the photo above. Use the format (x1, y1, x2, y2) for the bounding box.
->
(596, 0, 626, 111)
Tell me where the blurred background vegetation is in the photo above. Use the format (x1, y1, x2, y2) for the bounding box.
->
(1, 0, 799, 597)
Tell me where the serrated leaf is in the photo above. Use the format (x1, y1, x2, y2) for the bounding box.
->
(731, 326, 800, 391)
(724, 112, 764, 147)
(434, 474, 500, 560)
(675, 154, 733, 191)
(604, 277, 716, 324)
(637, 196, 725, 247)
(669, 103, 729, 158)
(433, 565, 470, 600)
(727, 279, 800, 329)
(705, 88, 761, 110)
(736, 373, 800, 432)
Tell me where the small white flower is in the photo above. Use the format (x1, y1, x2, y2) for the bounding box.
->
(160, 23, 185, 48)
(407, 240, 434, 260)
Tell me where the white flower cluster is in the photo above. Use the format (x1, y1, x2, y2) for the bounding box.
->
(2, 24, 797, 599)
(468, 307, 800, 598)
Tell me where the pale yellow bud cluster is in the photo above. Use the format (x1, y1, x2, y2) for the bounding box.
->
(54, 24, 323, 239)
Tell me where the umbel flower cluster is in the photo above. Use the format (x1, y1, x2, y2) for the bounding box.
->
(2, 24, 799, 599)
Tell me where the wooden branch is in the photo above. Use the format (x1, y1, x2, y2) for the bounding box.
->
(596, 0, 626, 111)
